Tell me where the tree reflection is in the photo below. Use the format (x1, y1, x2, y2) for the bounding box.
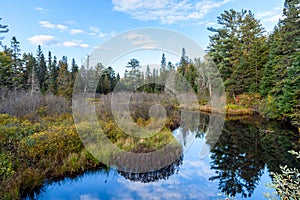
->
(118, 155, 183, 183)
(260, 121, 300, 173)
(209, 119, 266, 198)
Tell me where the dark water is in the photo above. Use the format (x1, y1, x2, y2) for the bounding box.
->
(32, 113, 300, 200)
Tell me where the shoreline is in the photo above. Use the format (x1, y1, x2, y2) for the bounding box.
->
(178, 104, 255, 116)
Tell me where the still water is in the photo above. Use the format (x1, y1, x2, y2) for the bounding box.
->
(32, 114, 300, 200)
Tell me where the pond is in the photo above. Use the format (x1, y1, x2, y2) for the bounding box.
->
(29, 113, 300, 200)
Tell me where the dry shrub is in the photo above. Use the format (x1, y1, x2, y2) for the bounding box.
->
(0, 89, 71, 119)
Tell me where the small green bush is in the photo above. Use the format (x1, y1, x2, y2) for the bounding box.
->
(0, 153, 15, 180)
(265, 150, 300, 200)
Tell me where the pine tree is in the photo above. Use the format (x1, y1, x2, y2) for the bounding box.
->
(126, 58, 141, 90)
(167, 61, 175, 71)
(178, 48, 189, 76)
(9, 37, 23, 90)
(207, 9, 241, 95)
(35, 45, 48, 93)
(48, 53, 59, 94)
(160, 53, 166, 73)
(0, 18, 8, 47)
(57, 57, 72, 98)
(208, 9, 268, 97)
(71, 58, 79, 80)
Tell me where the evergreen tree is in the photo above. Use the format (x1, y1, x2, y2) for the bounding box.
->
(57, 57, 72, 98)
(260, 32, 278, 97)
(145, 64, 152, 81)
(22, 53, 37, 91)
(160, 53, 166, 73)
(0, 18, 8, 47)
(261, 0, 300, 126)
(178, 48, 189, 76)
(208, 9, 268, 97)
(207, 9, 241, 94)
(48, 53, 59, 94)
(125, 58, 141, 90)
(71, 58, 79, 80)
(231, 11, 267, 94)
(0, 51, 13, 89)
(167, 61, 175, 71)
(159, 53, 169, 85)
(10, 36, 22, 89)
(94, 62, 104, 93)
(35, 45, 47, 93)
(24, 52, 40, 95)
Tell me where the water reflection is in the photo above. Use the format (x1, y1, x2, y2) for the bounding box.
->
(30, 113, 300, 199)
(209, 116, 300, 198)
(118, 155, 183, 183)
(209, 119, 266, 198)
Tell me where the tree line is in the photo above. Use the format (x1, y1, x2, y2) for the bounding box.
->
(0, 32, 122, 98)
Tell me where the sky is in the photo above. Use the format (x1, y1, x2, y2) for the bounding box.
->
(0, 0, 284, 74)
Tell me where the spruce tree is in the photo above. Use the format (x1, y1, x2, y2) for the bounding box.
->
(261, 0, 300, 126)
(10, 37, 22, 90)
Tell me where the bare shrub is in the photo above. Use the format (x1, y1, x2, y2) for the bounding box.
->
(0, 89, 71, 119)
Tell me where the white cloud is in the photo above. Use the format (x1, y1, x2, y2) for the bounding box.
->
(66, 20, 77, 25)
(89, 26, 100, 33)
(39, 20, 88, 35)
(35, 7, 49, 14)
(79, 194, 99, 200)
(112, 0, 234, 24)
(28, 34, 89, 48)
(59, 40, 89, 48)
(264, 14, 282, 23)
(257, 7, 283, 23)
(80, 43, 90, 48)
(28, 35, 56, 46)
(98, 32, 108, 38)
(89, 26, 108, 38)
(39, 21, 55, 29)
(110, 31, 118, 37)
(257, 6, 282, 18)
(39, 21, 68, 31)
(206, 22, 216, 26)
(70, 29, 84, 34)
(57, 24, 68, 31)
(123, 32, 158, 48)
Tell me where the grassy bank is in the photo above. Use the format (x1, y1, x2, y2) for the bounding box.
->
(178, 94, 260, 116)
(0, 114, 102, 199)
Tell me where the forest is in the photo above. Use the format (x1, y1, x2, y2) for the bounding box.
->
(0, 0, 299, 199)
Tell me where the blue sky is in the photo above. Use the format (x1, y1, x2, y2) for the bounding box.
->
(1, 0, 284, 72)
